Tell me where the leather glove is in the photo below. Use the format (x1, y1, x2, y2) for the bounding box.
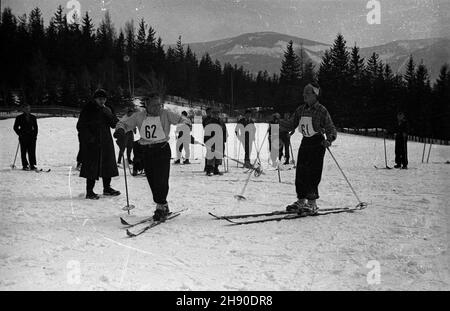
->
(321, 139, 332, 148)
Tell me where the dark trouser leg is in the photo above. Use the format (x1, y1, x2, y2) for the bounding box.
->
(284, 138, 290, 161)
(19, 138, 29, 168)
(279, 141, 283, 160)
(244, 133, 250, 162)
(102, 177, 111, 190)
(117, 149, 124, 163)
(126, 146, 132, 162)
(28, 139, 37, 167)
(395, 137, 404, 166)
(402, 139, 408, 167)
(144, 144, 171, 204)
(86, 179, 96, 194)
(295, 139, 325, 200)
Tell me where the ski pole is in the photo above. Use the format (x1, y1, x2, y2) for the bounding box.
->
(383, 130, 391, 169)
(421, 140, 426, 163)
(225, 141, 229, 172)
(237, 138, 241, 168)
(326, 147, 367, 209)
(426, 139, 432, 163)
(11, 141, 19, 169)
(234, 131, 269, 200)
(122, 156, 135, 214)
(277, 162, 281, 183)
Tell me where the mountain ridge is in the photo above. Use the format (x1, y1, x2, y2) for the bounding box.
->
(177, 32, 450, 81)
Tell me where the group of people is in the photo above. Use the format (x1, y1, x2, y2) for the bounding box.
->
(12, 82, 410, 220)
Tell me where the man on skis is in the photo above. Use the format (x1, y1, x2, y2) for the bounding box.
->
(280, 83, 337, 214)
(394, 112, 408, 169)
(203, 107, 227, 176)
(235, 110, 256, 168)
(114, 92, 189, 221)
(13, 104, 38, 170)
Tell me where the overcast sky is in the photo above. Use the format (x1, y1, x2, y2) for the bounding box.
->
(4, 0, 449, 47)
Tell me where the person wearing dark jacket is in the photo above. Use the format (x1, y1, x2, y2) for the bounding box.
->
(204, 108, 227, 176)
(394, 112, 408, 169)
(235, 110, 256, 168)
(202, 108, 213, 171)
(13, 104, 38, 170)
(280, 83, 337, 213)
(76, 89, 121, 200)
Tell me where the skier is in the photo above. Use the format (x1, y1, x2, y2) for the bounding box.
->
(279, 112, 294, 165)
(114, 92, 189, 220)
(235, 110, 256, 168)
(204, 107, 227, 176)
(202, 108, 213, 171)
(13, 104, 38, 170)
(117, 107, 136, 166)
(174, 111, 193, 165)
(280, 83, 337, 213)
(394, 112, 408, 169)
(77, 89, 121, 199)
(268, 112, 280, 166)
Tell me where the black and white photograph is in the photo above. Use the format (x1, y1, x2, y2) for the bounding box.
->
(0, 0, 449, 293)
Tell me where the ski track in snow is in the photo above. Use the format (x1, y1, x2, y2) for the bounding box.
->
(0, 117, 449, 290)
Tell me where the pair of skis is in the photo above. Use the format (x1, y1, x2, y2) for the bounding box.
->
(209, 203, 366, 225)
(120, 208, 188, 237)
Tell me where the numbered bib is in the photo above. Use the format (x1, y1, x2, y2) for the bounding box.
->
(139, 116, 166, 143)
(298, 116, 317, 137)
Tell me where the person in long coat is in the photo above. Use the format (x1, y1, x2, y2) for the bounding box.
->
(76, 89, 120, 199)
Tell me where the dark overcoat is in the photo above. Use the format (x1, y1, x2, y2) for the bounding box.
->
(76, 102, 119, 180)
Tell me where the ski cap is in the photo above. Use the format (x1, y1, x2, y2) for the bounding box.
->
(304, 83, 320, 97)
(93, 89, 107, 99)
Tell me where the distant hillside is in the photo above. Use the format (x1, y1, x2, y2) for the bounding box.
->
(181, 32, 330, 76)
(180, 32, 450, 81)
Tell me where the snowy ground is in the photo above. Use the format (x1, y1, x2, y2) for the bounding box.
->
(0, 116, 449, 290)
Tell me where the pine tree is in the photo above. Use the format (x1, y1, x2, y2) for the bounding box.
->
(279, 40, 301, 111)
(432, 64, 450, 139)
(280, 40, 301, 85)
(349, 45, 365, 80)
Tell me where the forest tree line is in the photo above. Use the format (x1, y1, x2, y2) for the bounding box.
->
(0, 6, 449, 139)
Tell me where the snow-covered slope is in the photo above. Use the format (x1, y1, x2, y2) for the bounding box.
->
(0, 117, 449, 290)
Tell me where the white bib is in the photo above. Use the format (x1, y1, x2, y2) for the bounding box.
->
(139, 116, 166, 143)
(298, 116, 317, 137)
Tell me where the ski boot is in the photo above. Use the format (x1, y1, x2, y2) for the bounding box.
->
(86, 192, 100, 200)
(213, 165, 223, 175)
(394, 164, 401, 169)
(153, 203, 170, 221)
(103, 187, 121, 196)
(183, 159, 190, 165)
(286, 199, 307, 212)
(22, 166, 30, 171)
(305, 200, 319, 215)
(173, 159, 181, 164)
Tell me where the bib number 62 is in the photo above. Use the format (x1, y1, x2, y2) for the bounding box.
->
(145, 125, 157, 139)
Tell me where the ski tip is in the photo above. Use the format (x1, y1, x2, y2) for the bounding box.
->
(120, 217, 129, 226)
(126, 229, 136, 237)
